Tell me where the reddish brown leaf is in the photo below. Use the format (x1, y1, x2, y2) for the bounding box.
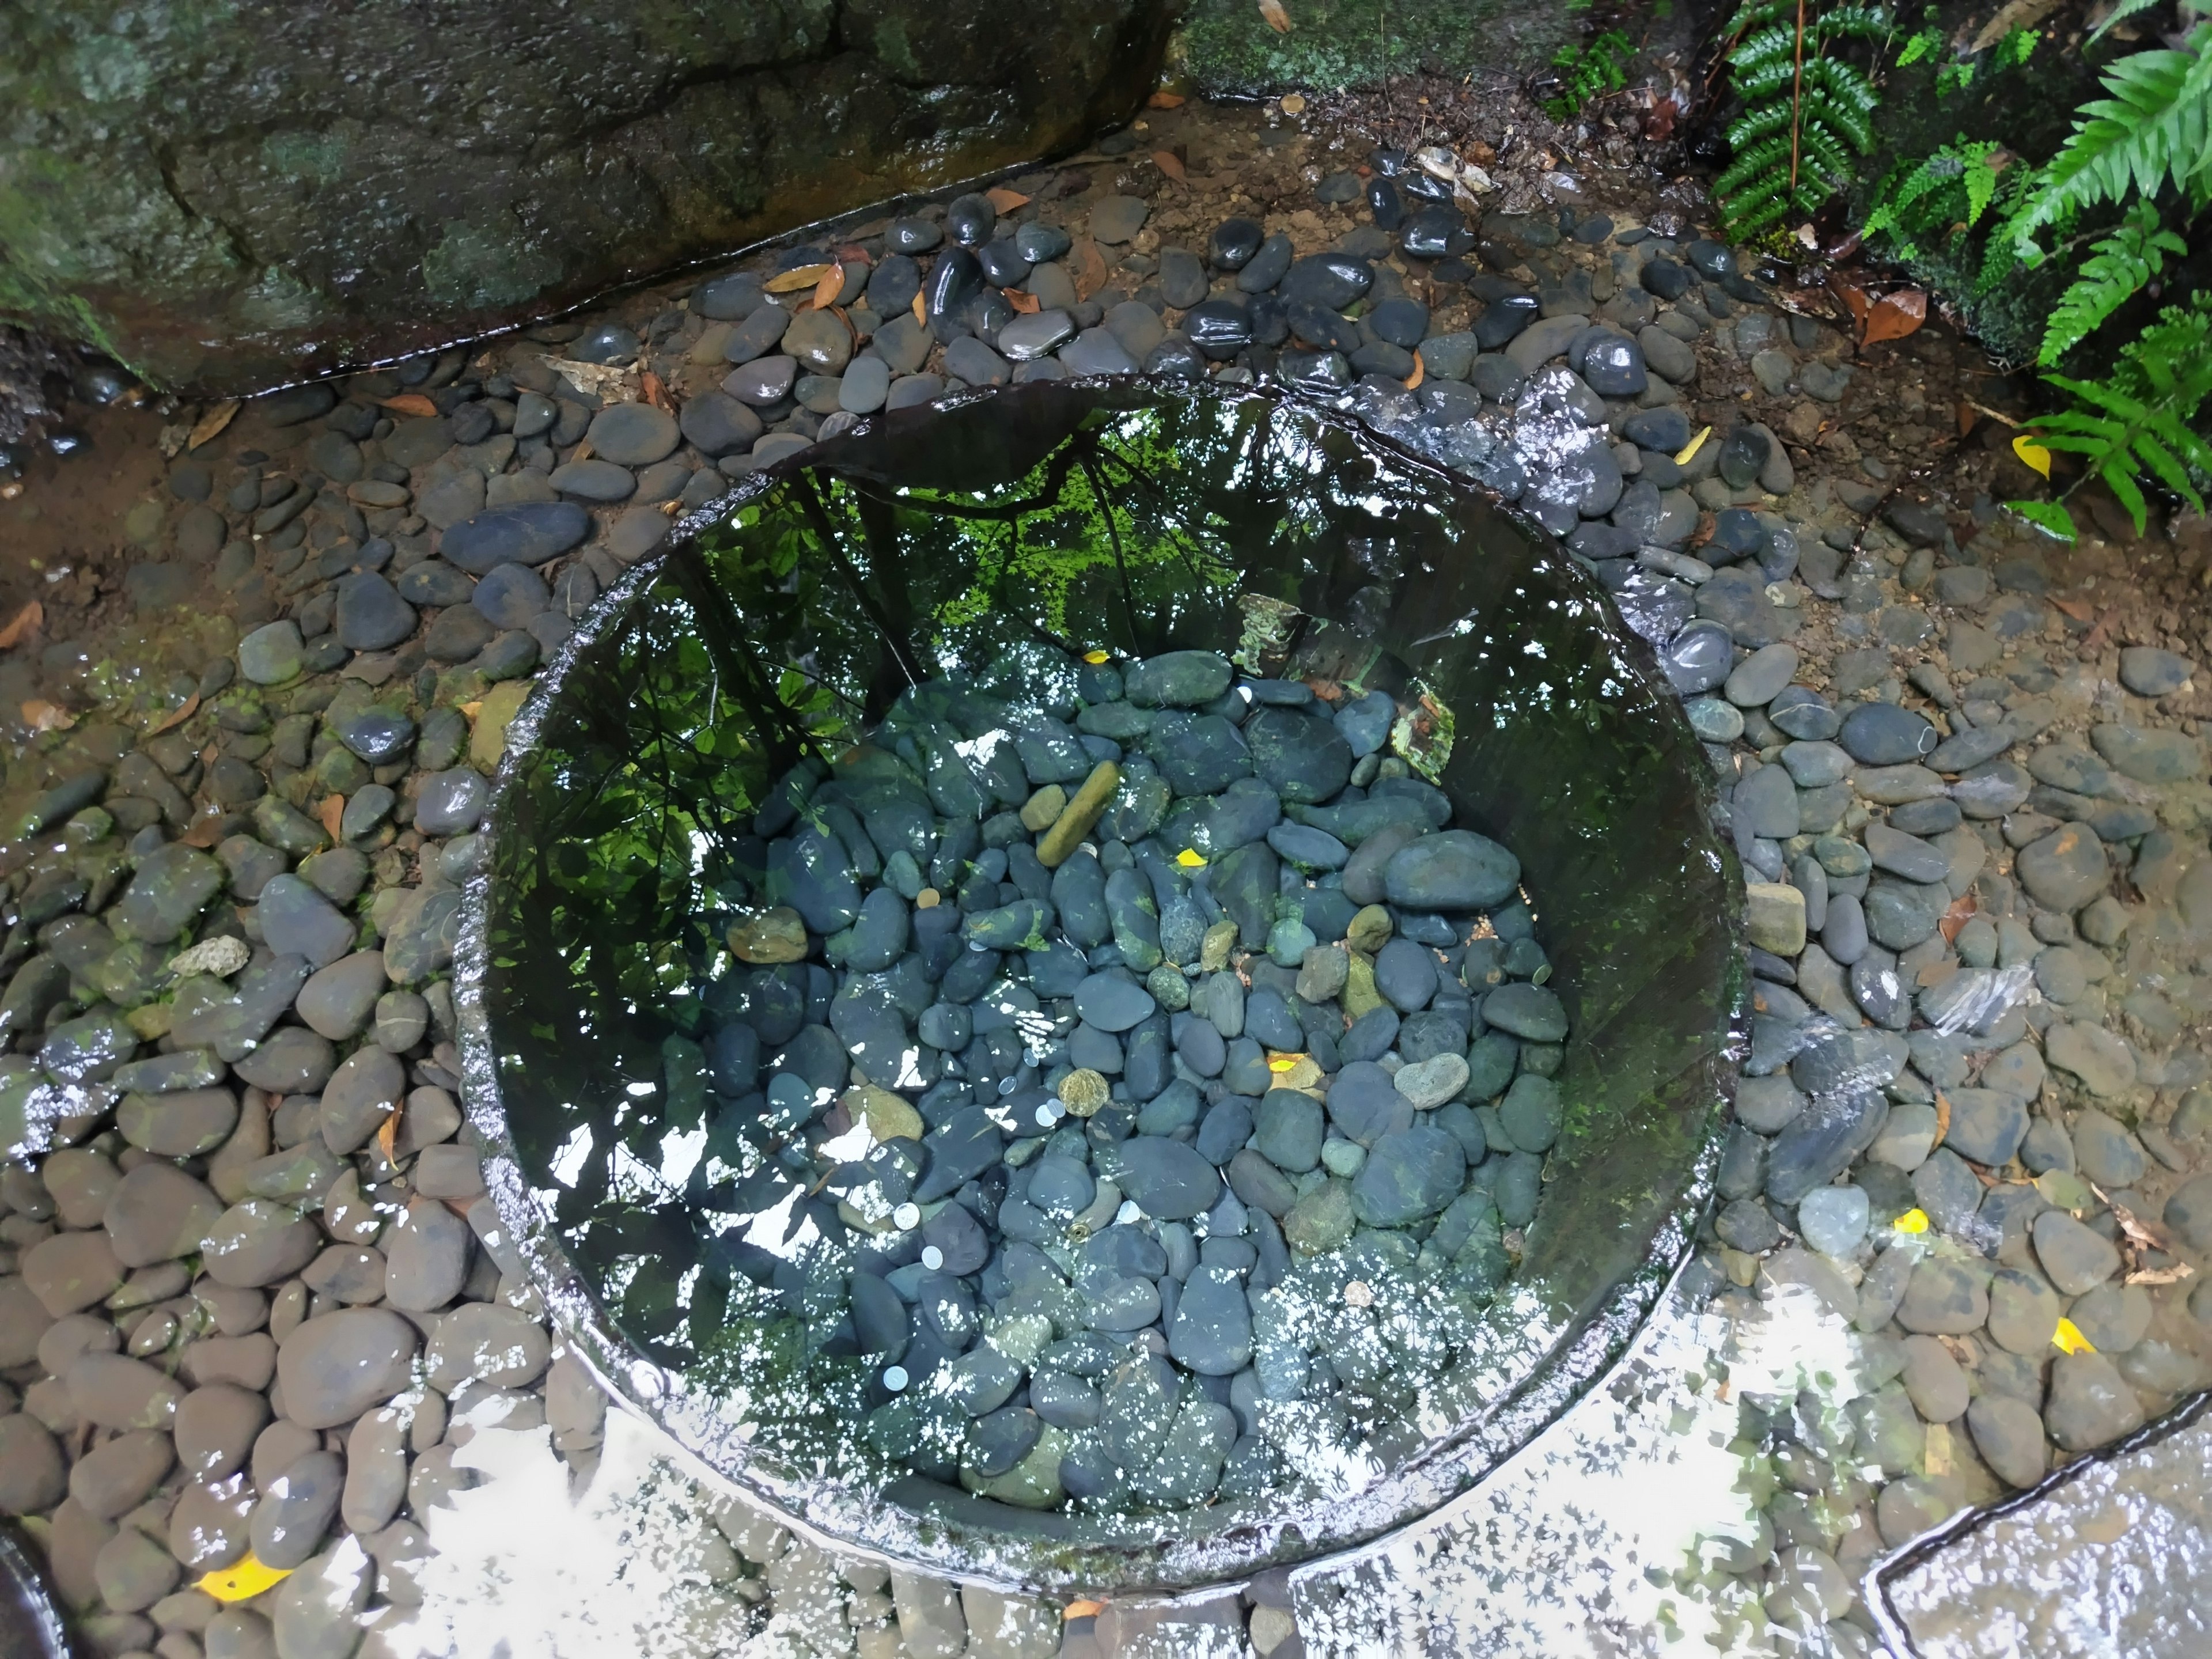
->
(1146, 91, 1185, 109)
(1863, 287, 1927, 345)
(1956, 402, 1979, 438)
(1932, 1090, 1952, 1152)
(379, 393, 438, 419)
(983, 186, 1032, 214)
(0, 600, 41, 650)
(1937, 893, 1978, 942)
(640, 372, 673, 414)
(1005, 288, 1041, 314)
(188, 401, 241, 450)
(1152, 150, 1187, 182)
(2050, 594, 2097, 622)
(318, 794, 344, 843)
(147, 691, 199, 737)
(1830, 275, 1872, 339)
(810, 264, 844, 311)
(1404, 350, 1425, 391)
(1069, 238, 1108, 302)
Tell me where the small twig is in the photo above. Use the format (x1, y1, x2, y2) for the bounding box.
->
(1789, 0, 1808, 192)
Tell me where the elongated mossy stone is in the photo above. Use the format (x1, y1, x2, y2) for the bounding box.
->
(1037, 761, 1120, 868)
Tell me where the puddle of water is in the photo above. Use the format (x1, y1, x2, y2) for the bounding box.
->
(463, 383, 1739, 1588)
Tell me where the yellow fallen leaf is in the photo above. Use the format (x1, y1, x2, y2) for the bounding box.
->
(1674, 426, 1711, 467)
(21, 699, 75, 733)
(766, 263, 835, 294)
(189, 400, 242, 450)
(1268, 1055, 1304, 1073)
(1175, 848, 1207, 868)
(1082, 650, 1112, 665)
(911, 289, 926, 325)
(198, 1554, 293, 1603)
(2013, 434, 2052, 478)
(1258, 0, 1293, 31)
(2052, 1317, 2096, 1355)
(1892, 1208, 1930, 1234)
(378, 393, 440, 419)
(1064, 1600, 1104, 1621)
(146, 691, 200, 736)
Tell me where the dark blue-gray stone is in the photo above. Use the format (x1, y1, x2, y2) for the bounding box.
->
(1166, 1266, 1253, 1375)
(1373, 937, 1438, 1012)
(256, 874, 355, 969)
(1839, 703, 1939, 765)
(1255, 1089, 1323, 1173)
(1074, 974, 1155, 1033)
(332, 573, 416, 652)
(1112, 1135, 1222, 1219)
(1327, 1060, 1414, 1146)
(1481, 982, 1567, 1043)
(440, 503, 590, 574)
(1767, 1089, 1889, 1205)
(1352, 1123, 1466, 1226)
(1243, 706, 1353, 804)
(1384, 831, 1520, 911)
(471, 562, 551, 630)
(914, 1107, 1005, 1203)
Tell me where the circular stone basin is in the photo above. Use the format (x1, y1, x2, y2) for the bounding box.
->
(459, 383, 1738, 1591)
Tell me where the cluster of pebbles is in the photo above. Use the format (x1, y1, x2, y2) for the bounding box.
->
(0, 86, 2208, 1659)
(698, 645, 1564, 1514)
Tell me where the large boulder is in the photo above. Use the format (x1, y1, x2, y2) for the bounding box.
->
(0, 0, 1175, 390)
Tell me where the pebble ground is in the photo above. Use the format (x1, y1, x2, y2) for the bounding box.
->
(0, 93, 2209, 1659)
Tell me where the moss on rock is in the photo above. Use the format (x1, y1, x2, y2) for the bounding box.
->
(1175, 0, 1571, 98)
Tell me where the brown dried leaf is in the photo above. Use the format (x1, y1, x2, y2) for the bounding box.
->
(911, 289, 926, 325)
(2051, 594, 2098, 622)
(811, 264, 845, 312)
(0, 600, 42, 650)
(1152, 149, 1187, 182)
(1863, 287, 1928, 346)
(1069, 238, 1108, 302)
(984, 186, 1032, 213)
(318, 793, 345, 843)
(1404, 350, 1425, 391)
(1938, 893, 1977, 941)
(1956, 402, 1979, 438)
(376, 1107, 402, 1166)
(1931, 1090, 1952, 1152)
(1831, 275, 1872, 339)
(1146, 91, 1185, 109)
(20, 699, 74, 733)
(640, 371, 673, 414)
(766, 263, 835, 294)
(146, 691, 200, 737)
(1258, 0, 1293, 31)
(2127, 1263, 2195, 1286)
(189, 400, 242, 450)
(1005, 288, 1041, 315)
(2094, 1184, 2170, 1255)
(379, 393, 440, 419)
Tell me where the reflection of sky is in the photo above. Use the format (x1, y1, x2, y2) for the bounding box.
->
(321, 1267, 1885, 1658)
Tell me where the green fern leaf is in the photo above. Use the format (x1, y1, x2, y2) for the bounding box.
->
(2092, 0, 2167, 43)
(2013, 25, 2212, 255)
(2039, 203, 2187, 366)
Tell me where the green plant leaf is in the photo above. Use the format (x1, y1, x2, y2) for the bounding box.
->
(2005, 499, 2078, 540)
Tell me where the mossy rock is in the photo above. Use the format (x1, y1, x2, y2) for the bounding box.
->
(1175, 0, 1573, 97)
(0, 0, 1175, 392)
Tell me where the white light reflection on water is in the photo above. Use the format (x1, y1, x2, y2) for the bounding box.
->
(1290, 1278, 1870, 1657)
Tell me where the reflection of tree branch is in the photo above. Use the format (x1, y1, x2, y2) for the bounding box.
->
(666, 546, 815, 783)
(1077, 453, 1141, 652)
(843, 437, 1090, 523)
(794, 474, 928, 694)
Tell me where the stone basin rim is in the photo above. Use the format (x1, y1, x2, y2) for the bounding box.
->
(453, 378, 1742, 1593)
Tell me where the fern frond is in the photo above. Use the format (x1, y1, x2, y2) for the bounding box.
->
(2037, 202, 2187, 366)
(2092, 0, 2167, 43)
(2013, 25, 2212, 254)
